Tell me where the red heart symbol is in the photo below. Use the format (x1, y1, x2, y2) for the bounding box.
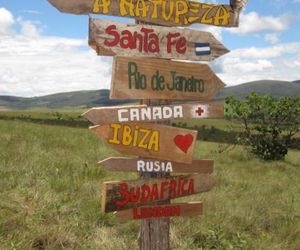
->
(174, 134, 194, 153)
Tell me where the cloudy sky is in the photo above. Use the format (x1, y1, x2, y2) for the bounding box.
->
(0, 0, 300, 97)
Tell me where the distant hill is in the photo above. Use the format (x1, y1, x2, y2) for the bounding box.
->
(215, 80, 300, 99)
(293, 80, 300, 84)
(0, 90, 134, 109)
(1, 80, 299, 109)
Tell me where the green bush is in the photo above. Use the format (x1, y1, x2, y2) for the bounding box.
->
(226, 93, 300, 160)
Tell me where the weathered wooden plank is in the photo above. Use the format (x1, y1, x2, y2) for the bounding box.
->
(89, 19, 229, 61)
(82, 101, 224, 125)
(90, 122, 197, 163)
(101, 173, 215, 213)
(48, 0, 244, 28)
(99, 157, 214, 174)
(110, 56, 225, 100)
(114, 202, 203, 220)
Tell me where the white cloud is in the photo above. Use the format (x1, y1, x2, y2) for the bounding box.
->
(18, 18, 40, 38)
(0, 7, 15, 35)
(229, 12, 294, 34)
(264, 33, 280, 44)
(228, 43, 300, 59)
(193, 24, 223, 42)
(0, 8, 111, 97)
(211, 43, 300, 85)
(22, 10, 42, 15)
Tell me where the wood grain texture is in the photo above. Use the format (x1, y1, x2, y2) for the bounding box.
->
(89, 19, 229, 61)
(111, 56, 225, 100)
(90, 122, 197, 163)
(99, 157, 214, 174)
(47, 0, 242, 27)
(101, 173, 215, 213)
(82, 101, 224, 125)
(114, 202, 203, 220)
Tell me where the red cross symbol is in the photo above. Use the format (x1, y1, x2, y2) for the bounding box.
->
(195, 107, 205, 117)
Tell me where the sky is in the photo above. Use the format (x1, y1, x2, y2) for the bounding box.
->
(0, 0, 300, 97)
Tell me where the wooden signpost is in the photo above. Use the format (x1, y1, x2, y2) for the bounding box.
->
(111, 56, 225, 100)
(82, 101, 224, 125)
(48, 0, 244, 27)
(47, 0, 248, 248)
(102, 173, 215, 213)
(114, 202, 203, 221)
(90, 123, 197, 163)
(99, 157, 214, 174)
(89, 19, 229, 61)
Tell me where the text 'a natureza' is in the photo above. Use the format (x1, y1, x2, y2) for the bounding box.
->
(111, 56, 225, 100)
(90, 123, 197, 163)
(48, 0, 242, 27)
(82, 101, 224, 125)
(114, 202, 203, 220)
(89, 19, 229, 61)
(102, 174, 215, 213)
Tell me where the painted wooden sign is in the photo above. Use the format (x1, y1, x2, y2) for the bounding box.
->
(114, 202, 203, 220)
(102, 173, 215, 213)
(83, 101, 224, 125)
(111, 56, 225, 100)
(48, 0, 243, 28)
(99, 157, 214, 174)
(90, 123, 197, 163)
(89, 19, 229, 61)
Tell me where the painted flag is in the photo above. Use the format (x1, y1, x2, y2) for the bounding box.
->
(195, 43, 211, 56)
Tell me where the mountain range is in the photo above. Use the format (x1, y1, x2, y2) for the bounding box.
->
(1, 80, 299, 110)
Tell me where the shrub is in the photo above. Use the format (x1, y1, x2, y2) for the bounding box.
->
(225, 93, 300, 160)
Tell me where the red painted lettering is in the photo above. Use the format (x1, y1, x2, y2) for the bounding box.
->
(104, 25, 120, 47)
(133, 208, 140, 219)
(141, 184, 151, 202)
(167, 33, 180, 53)
(148, 33, 160, 53)
(150, 184, 159, 201)
(120, 30, 133, 49)
(177, 37, 187, 54)
(167, 33, 187, 54)
(160, 181, 169, 198)
(117, 178, 195, 206)
(141, 27, 152, 52)
(177, 177, 183, 196)
(169, 179, 177, 198)
(104, 25, 160, 53)
(181, 178, 188, 195)
(129, 187, 140, 203)
(116, 183, 130, 207)
(188, 178, 195, 194)
(132, 205, 182, 219)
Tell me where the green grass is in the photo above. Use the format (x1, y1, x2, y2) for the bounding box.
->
(0, 109, 84, 122)
(0, 116, 299, 249)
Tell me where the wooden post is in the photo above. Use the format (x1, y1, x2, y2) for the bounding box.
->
(139, 100, 171, 250)
(134, 17, 171, 249)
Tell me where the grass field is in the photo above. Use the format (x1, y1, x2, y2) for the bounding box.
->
(0, 112, 299, 249)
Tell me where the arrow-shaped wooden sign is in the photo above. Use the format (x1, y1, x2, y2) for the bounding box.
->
(102, 173, 215, 213)
(114, 202, 203, 220)
(82, 101, 224, 125)
(99, 157, 214, 174)
(90, 123, 197, 163)
(48, 0, 244, 28)
(111, 56, 225, 100)
(89, 19, 229, 61)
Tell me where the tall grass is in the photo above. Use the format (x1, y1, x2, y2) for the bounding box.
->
(0, 119, 299, 249)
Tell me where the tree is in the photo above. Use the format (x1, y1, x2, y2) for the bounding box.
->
(225, 93, 300, 160)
